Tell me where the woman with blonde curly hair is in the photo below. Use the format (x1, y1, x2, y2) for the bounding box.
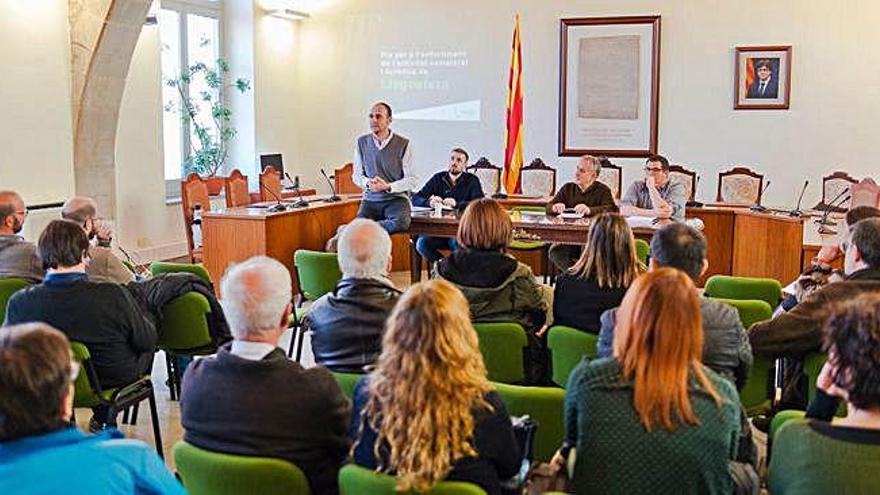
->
(350, 279, 521, 493)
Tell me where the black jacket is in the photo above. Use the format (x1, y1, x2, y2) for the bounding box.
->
(305, 278, 402, 372)
(4, 274, 156, 388)
(552, 274, 628, 333)
(125, 273, 231, 348)
(181, 344, 351, 494)
(412, 171, 484, 210)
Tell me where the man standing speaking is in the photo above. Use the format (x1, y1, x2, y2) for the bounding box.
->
(352, 102, 418, 233)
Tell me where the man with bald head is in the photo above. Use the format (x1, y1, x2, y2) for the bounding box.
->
(181, 256, 350, 495)
(0, 190, 43, 282)
(61, 196, 133, 284)
(305, 218, 402, 372)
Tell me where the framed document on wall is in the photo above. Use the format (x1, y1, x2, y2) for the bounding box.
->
(558, 16, 661, 157)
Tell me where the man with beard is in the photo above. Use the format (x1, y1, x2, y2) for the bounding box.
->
(0, 190, 43, 282)
(61, 197, 134, 284)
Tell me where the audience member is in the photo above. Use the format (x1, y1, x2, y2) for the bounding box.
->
(61, 196, 134, 284)
(412, 147, 484, 263)
(0, 323, 184, 494)
(4, 220, 155, 429)
(545, 155, 619, 270)
(770, 293, 880, 494)
(350, 279, 520, 494)
(0, 190, 43, 282)
(552, 213, 643, 333)
(561, 269, 743, 494)
(306, 218, 402, 372)
(619, 154, 686, 221)
(352, 101, 418, 233)
(598, 222, 752, 388)
(750, 217, 880, 360)
(181, 256, 350, 495)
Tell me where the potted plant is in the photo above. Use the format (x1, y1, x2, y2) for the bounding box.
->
(165, 58, 250, 195)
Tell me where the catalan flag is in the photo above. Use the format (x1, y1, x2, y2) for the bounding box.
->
(502, 14, 524, 194)
(744, 58, 756, 95)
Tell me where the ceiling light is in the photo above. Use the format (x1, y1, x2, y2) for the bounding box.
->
(267, 8, 310, 20)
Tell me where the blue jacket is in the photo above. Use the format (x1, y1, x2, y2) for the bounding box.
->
(0, 427, 185, 494)
(412, 171, 484, 209)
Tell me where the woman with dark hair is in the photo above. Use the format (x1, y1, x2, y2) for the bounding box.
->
(561, 269, 741, 494)
(350, 279, 521, 494)
(0, 323, 183, 494)
(552, 213, 644, 333)
(770, 292, 880, 493)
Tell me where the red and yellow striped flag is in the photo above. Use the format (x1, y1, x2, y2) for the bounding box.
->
(502, 14, 524, 194)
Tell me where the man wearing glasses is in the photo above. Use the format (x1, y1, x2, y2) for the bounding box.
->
(0, 190, 43, 282)
(619, 155, 687, 221)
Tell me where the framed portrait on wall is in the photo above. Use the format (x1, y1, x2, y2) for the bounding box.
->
(558, 16, 661, 157)
(734, 45, 792, 110)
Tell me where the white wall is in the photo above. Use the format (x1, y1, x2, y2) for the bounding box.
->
(0, 0, 75, 208)
(252, 0, 880, 208)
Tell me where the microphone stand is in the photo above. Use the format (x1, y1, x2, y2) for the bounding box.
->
(321, 168, 342, 202)
(817, 194, 850, 236)
(815, 188, 849, 227)
(259, 181, 287, 213)
(788, 180, 810, 217)
(686, 175, 703, 208)
(284, 173, 309, 208)
(749, 180, 771, 212)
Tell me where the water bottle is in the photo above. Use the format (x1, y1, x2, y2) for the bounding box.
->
(192, 205, 203, 249)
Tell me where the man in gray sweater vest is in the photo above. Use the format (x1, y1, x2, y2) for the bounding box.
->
(352, 102, 418, 233)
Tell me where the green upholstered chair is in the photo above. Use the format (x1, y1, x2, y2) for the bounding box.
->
(634, 238, 650, 267)
(508, 206, 552, 284)
(70, 341, 163, 457)
(712, 298, 773, 328)
(333, 371, 364, 400)
(493, 382, 565, 462)
(149, 261, 211, 284)
(156, 292, 214, 400)
(289, 250, 343, 360)
(339, 464, 487, 495)
(739, 356, 775, 416)
(704, 275, 783, 309)
(769, 410, 806, 440)
(547, 325, 598, 387)
(0, 277, 30, 322)
(174, 441, 311, 495)
(472, 322, 528, 384)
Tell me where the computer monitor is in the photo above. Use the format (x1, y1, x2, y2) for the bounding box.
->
(260, 153, 284, 175)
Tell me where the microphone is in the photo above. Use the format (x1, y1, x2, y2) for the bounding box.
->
(788, 179, 809, 217)
(749, 180, 771, 212)
(284, 172, 309, 208)
(259, 181, 287, 213)
(686, 175, 703, 208)
(815, 188, 850, 226)
(321, 168, 342, 202)
(817, 196, 849, 235)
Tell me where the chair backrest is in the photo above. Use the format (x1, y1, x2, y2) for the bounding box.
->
(181, 173, 212, 262)
(466, 157, 501, 196)
(70, 341, 105, 409)
(225, 168, 251, 207)
(519, 158, 556, 197)
(850, 178, 880, 209)
(634, 239, 650, 266)
(821, 171, 858, 208)
(710, 298, 773, 328)
(597, 161, 622, 199)
(338, 464, 487, 495)
(716, 167, 764, 205)
(472, 322, 528, 384)
(260, 166, 283, 202)
(150, 261, 212, 284)
(739, 355, 774, 416)
(493, 382, 564, 463)
(0, 277, 30, 322)
(334, 162, 362, 194)
(293, 250, 343, 301)
(156, 292, 213, 352)
(174, 441, 311, 495)
(668, 164, 697, 201)
(547, 325, 598, 387)
(704, 275, 782, 310)
(332, 371, 363, 400)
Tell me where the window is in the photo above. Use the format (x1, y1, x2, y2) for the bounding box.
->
(159, 0, 222, 199)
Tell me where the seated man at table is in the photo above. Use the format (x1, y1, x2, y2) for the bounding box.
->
(412, 147, 484, 263)
(619, 154, 686, 221)
(305, 218, 402, 372)
(181, 255, 350, 495)
(545, 155, 618, 270)
(0, 190, 44, 282)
